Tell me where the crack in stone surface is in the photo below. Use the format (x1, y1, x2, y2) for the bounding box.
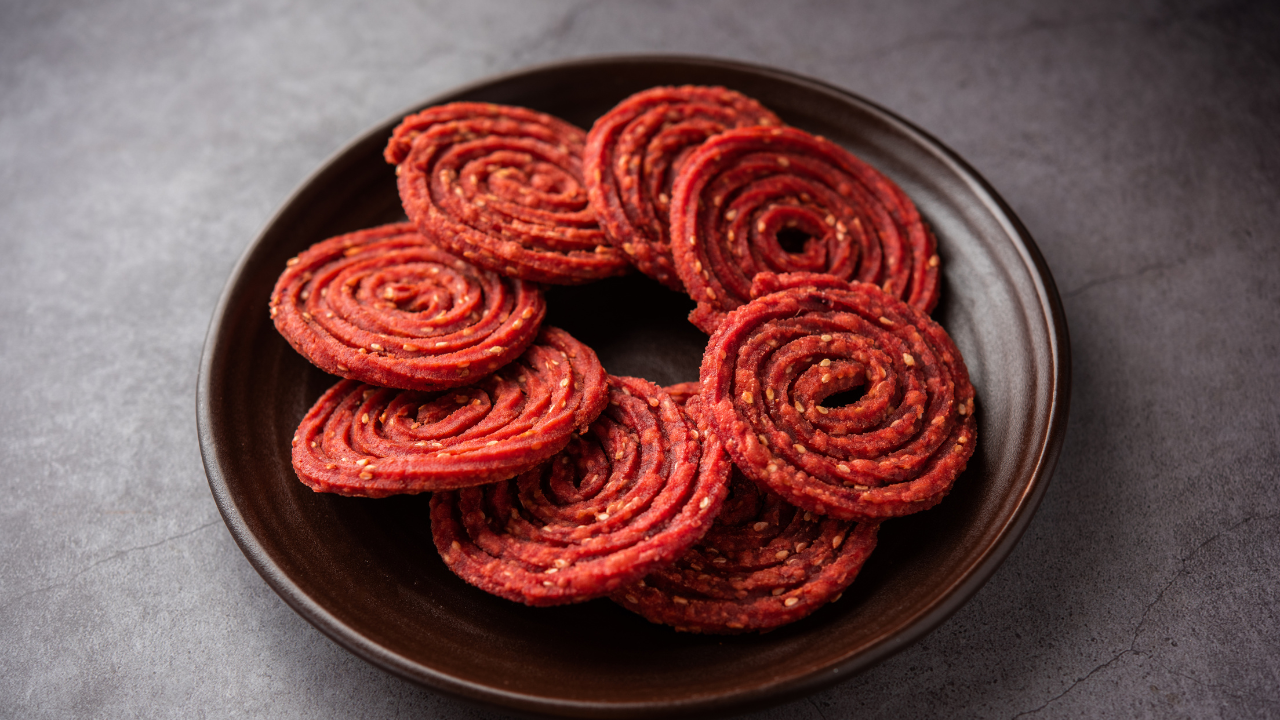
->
(1011, 512, 1278, 718)
(1062, 257, 1189, 300)
(0, 519, 221, 612)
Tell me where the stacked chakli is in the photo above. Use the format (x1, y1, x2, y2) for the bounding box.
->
(269, 88, 976, 632)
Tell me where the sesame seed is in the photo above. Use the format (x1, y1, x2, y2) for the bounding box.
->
(796, 542, 808, 552)
(673, 596, 689, 605)
(490, 346, 504, 354)
(614, 449, 624, 460)
(879, 316, 894, 326)
(626, 595, 639, 603)
(758, 434, 769, 446)
(403, 344, 417, 351)
(820, 358, 831, 367)
(694, 260, 702, 273)
(596, 513, 609, 521)
(822, 374, 831, 383)
(699, 497, 710, 509)
(832, 535, 844, 548)
(286, 257, 299, 266)
(958, 435, 968, 444)
(765, 388, 776, 401)
(772, 588, 785, 596)
(522, 308, 533, 319)
(713, 557, 727, 564)
(648, 397, 659, 407)
(726, 209, 737, 220)
(742, 391, 753, 403)
(487, 440, 498, 446)
(361, 413, 369, 424)
(356, 458, 369, 466)
(929, 254, 940, 267)
(542, 581, 554, 587)
(903, 353, 915, 366)
(766, 463, 778, 473)
(706, 288, 717, 300)
(825, 215, 835, 226)
(544, 567, 558, 574)
(838, 463, 850, 472)
(784, 597, 799, 607)
(821, 334, 832, 342)
(370, 343, 383, 351)
(775, 550, 789, 560)
(778, 156, 789, 167)
(300, 312, 312, 321)
(794, 401, 805, 412)
(753, 521, 768, 531)
(757, 220, 766, 233)
(512, 319, 522, 329)
(690, 429, 700, 440)
(560, 378, 570, 388)
(794, 444, 806, 454)
(435, 341, 448, 348)
(359, 472, 372, 480)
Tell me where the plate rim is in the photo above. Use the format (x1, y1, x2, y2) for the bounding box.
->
(197, 53, 1071, 717)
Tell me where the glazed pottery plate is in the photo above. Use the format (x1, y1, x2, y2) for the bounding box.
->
(198, 56, 1069, 718)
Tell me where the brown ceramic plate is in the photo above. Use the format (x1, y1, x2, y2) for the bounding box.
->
(198, 56, 1069, 718)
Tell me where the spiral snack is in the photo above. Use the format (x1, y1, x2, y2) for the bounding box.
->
(670, 125, 940, 333)
(387, 102, 630, 285)
(662, 381, 702, 408)
(290, 326, 608, 497)
(700, 272, 975, 520)
(613, 472, 878, 634)
(270, 222, 545, 391)
(430, 375, 731, 606)
(584, 86, 782, 290)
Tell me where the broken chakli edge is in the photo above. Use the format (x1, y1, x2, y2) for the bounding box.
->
(199, 56, 1068, 719)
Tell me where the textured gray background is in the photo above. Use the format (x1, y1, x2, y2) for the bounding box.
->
(2, 0, 1278, 717)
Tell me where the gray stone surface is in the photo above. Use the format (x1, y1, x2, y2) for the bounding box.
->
(2, 0, 1277, 717)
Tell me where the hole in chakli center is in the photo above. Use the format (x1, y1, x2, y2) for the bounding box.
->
(822, 385, 867, 408)
(776, 227, 811, 254)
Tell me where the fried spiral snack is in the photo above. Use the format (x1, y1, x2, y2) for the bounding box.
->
(290, 326, 608, 497)
(430, 375, 731, 606)
(700, 272, 976, 520)
(670, 125, 940, 333)
(662, 381, 702, 408)
(270, 222, 545, 390)
(387, 102, 630, 285)
(584, 86, 782, 290)
(613, 472, 879, 634)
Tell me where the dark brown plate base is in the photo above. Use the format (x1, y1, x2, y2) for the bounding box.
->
(198, 55, 1070, 718)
